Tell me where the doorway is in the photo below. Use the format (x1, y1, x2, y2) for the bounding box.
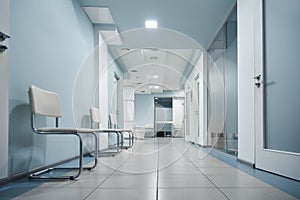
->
(154, 97, 173, 137)
(255, 0, 300, 180)
(185, 91, 191, 141)
(112, 73, 121, 127)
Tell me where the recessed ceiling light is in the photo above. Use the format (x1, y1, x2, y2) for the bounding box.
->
(150, 56, 158, 60)
(145, 20, 158, 29)
(141, 90, 146, 93)
(154, 86, 160, 89)
(153, 75, 159, 79)
(121, 48, 130, 51)
(131, 69, 138, 73)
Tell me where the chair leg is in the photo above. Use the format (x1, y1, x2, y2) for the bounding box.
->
(97, 132, 121, 156)
(122, 131, 134, 149)
(128, 131, 133, 147)
(119, 132, 124, 150)
(85, 132, 98, 170)
(74, 133, 83, 179)
(29, 133, 83, 180)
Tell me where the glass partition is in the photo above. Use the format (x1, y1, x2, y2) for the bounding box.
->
(264, 0, 300, 153)
(207, 5, 238, 155)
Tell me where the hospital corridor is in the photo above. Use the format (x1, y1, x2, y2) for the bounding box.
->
(0, 0, 300, 199)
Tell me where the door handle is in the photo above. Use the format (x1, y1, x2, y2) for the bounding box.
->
(0, 31, 10, 42)
(255, 82, 261, 88)
(0, 45, 8, 53)
(253, 75, 261, 81)
(254, 74, 262, 88)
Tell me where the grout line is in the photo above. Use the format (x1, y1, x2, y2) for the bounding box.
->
(83, 140, 146, 200)
(173, 140, 231, 200)
(184, 155, 231, 200)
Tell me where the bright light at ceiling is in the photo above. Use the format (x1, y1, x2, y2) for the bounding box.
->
(149, 85, 160, 89)
(145, 20, 158, 29)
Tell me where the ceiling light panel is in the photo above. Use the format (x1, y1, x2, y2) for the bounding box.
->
(142, 48, 166, 63)
(83, 7, 115, 24)
(145, 20, 158, 28)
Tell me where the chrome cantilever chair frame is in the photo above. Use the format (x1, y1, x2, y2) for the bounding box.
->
(90, 107, 123, 156)
(28, 85, 98, 180)
(109, 114, 134, 149)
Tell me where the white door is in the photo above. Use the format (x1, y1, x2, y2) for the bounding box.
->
(0, 0, 10, 179)
(172, 98, 185, 137)
(255, 0, 300, 180)
(185, 91, 191, 141)
(196, 81, 200, 143)
(190, 81, 200, 144)
(123, 86, 135, 130)
(112, 76, 118, 125)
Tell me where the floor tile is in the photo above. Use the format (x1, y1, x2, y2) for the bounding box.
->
(100, 173, 157, 188)
(158, 188, 227, 200)
(14, 188, 91, 200)
(88, 165, 115, 175)
(87, 188, 156, 200)
(168, 161, 195, 167)
(1, 138, 298, 200)
(159, 174, 215, 188)
(192, 160, 231, 168)
(116, 165, 158, 174)
(0, 184, 40, 200)
(198, 167, 245, 175)
(159, 166, 202, 175)
(57, 175, 108, 189)
(207, 174, 272, 188)
(221, 187, 297, 200)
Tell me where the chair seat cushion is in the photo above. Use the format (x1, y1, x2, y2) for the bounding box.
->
(37, 127, 94, 134)
(92, 128, 121, 133)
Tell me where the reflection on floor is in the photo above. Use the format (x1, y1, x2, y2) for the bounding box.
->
(0, 138, 298, 200)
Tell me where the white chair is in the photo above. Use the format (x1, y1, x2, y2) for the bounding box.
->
(172, 124, 183, 138)
(134, 126, 145, 139)
(90, 107, 123, 154)
(109, 113, 134, 148)
(28, 85, 98, 180)
(144, 123, 155, 138)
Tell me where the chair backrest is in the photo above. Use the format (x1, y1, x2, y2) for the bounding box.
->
(109, 113, 118, 127)
(145, 123, 153, 129)
(173, 124, 182, 129)
(28, 85, 62, 117)
(90, 107, 101, 124)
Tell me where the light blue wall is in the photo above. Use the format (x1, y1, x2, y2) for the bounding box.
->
(135, 91, 184, 127)
(9, 0, 95, 175)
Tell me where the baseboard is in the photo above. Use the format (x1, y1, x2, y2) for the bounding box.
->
(197, 144, 209, 148)
(237, 158, 255, 168)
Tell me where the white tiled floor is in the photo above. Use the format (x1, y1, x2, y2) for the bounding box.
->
(0, 138, 297, 200)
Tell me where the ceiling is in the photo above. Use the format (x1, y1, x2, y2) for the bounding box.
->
(115, 48, 198, 94)
(80, 0, 236, 94)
